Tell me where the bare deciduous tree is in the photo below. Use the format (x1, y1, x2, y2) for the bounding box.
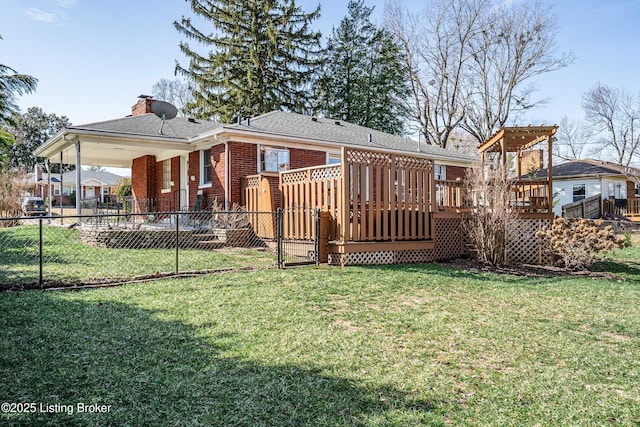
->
(386, 0, 485, 148)
(582, 82, 640, 168)
(553, 116, 588, 162)
(385, 0, 573, 148)
(152, 78, 193, 117)
(462, 0, 573, 144)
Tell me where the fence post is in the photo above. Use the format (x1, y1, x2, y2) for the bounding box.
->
(39, 217, 43, 287)
(314, 208, 321, 266)
(276, 208, 283, 269)
(175, 212, 179, 274)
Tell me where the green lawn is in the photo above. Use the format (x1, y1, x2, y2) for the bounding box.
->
(1, 256, 639, 426)
(0, 225, 275, 288)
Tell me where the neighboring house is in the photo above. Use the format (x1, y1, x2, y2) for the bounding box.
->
(35, 96, 473, 212)
(526, 159, 640, 217)
(34, 167, 125, 206)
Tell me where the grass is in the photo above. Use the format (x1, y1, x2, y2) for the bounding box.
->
(1, 258, 639, 426)
(0, 225, 275, 288)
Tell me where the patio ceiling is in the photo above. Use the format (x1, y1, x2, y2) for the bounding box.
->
(36, 131, 194, 168)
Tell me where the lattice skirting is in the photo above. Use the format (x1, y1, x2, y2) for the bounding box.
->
(328, 248, 436, 266)
(506, 218, 553, 265)
(433, 216, 464, 261)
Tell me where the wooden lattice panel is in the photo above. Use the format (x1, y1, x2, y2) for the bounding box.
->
(433, 216, 464, 261)
(281, 170, 308, 185)
(310, 165, 341, 181)
(507, 218, 552, 265)
(395, 249, 435, 264)
(395, 155, 433, 171)
(345, 149, 392, 165)
(328, 251, 394, 266)
(244, 176, 260, 188)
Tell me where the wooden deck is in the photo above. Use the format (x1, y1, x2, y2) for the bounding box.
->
(604, 197, 640, 222)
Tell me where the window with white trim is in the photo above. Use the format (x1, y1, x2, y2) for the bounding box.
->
(162, 159, 171, 190)
(434, 165, 446, 181)
(102, 187, 109, 195)
(54, 185, 60, 196)
(635, 183, 640, 196)
(261, 146, 289, 172)
(573, 184, 585, 202)
(201, 149, 212, 185)
(327, 153, 341, 165)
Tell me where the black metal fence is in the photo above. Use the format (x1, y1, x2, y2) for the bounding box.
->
(0, 211, 278, 289)
(277, 208, 320, 268)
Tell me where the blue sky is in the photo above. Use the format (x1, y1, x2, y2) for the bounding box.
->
(3, 0, 640, 129)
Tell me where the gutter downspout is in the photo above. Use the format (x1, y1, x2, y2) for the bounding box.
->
(225, 141, 230, 210)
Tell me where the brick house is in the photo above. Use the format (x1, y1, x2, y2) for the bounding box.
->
(35, 96, 473, 213)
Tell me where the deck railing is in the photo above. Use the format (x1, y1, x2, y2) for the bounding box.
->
(435, 179, 466, 210)
(603, 197, 640, 219)
(509, 180, 549, 213)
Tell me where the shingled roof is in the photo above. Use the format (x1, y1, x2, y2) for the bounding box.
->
(69, 114, 223, 140)
(526, 159, 638, 179)
(226, 111, 473, 161)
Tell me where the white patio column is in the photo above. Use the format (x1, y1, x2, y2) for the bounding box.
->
(75, 141, 81, 216)
(60, 151, 64, 219)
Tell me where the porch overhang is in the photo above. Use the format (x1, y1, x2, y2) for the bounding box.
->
(35, 129, 195, 168)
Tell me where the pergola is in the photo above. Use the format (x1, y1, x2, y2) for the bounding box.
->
(478, 125, 558, 215)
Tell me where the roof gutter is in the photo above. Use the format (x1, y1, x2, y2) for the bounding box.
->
(213, 127, 475, 166)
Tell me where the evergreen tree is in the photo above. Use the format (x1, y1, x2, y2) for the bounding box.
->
(1, 35, 38, 127)
(175, 0, 322, 123)
(315, 0, 409, 135)
(6, 107, 70, 171)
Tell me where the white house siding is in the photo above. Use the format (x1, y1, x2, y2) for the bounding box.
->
(553, 178, 602, 217)
(601, 177, 628, 200)
(553, 176, 628, 216)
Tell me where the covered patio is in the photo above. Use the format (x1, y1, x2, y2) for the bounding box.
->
(478, 125, 558, 218)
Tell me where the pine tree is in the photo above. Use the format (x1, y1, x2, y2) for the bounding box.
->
(175, 0, 322, 123)
(315, 0, 409, 135)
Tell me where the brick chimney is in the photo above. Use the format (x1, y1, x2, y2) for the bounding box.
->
(131, 95, 154, 116)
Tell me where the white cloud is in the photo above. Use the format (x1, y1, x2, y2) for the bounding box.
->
(25, 7, 63, 23)
(54, 0, 77, 8)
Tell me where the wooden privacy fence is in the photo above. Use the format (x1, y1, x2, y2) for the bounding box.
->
(280, 164, 342, 240)
(562, 194, 601, 219)
(341, 148, 434, 242)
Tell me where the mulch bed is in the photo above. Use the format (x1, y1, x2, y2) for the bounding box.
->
(440, 257, 622, 281)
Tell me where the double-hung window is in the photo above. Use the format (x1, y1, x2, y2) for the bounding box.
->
(572, 184, 585, 202)
(201, 149, 212, 186)
(261, 146, 289, 172)
(162, 159, 171, 191)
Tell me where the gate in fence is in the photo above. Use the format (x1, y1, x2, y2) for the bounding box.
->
(276, 207, 320, 268)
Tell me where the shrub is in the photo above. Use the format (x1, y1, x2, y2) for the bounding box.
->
(0, 168, 28, 222)
(536, 217, 624, 270)
(462, 163, 518, 266)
